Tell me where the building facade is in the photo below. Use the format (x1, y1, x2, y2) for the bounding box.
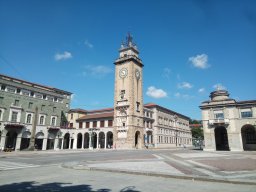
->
(0, 74, 72, 151)
(67, 103, 192, 150)
(200, 89, 256, 151)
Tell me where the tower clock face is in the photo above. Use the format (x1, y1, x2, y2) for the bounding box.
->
(135, 69, 140, 79)
(119, 68, 128, 78)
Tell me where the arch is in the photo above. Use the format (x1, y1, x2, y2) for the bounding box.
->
(106, 131, 113, 148)
(146, 131, 153, 144)
(47, 132, 56, 150)
(92, 132, 97, 149)
(84, 133, 89, 148)
(214, 126, 229, 151)
(77, 133, 83, 149)
(241, 124, 256, 151)
(99, 132, 105, 149)
(135, 131, 141, 149)
(20, 131, 31, 150)
(5, 131, 17, 150)
(63, 133, 70, 149)
(35, 132, 44, 150)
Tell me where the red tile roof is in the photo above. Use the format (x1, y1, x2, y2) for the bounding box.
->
(77, 112, 114, 121)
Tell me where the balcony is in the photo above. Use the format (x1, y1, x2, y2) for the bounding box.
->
(116, 126, 128, 132)
(209, 119, 230, 125)
(5, 121, 25, 129)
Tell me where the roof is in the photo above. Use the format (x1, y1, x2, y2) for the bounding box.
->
(144, 103, 190, 120)
(69, 108, 88, 113)
(77, 112, 114, 121)
(87, 108, 114, 114)
(0, 73, 72, 95)
(189, 124, 203, 128)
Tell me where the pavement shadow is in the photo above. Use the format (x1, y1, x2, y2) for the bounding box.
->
(0, 181, 140, 192)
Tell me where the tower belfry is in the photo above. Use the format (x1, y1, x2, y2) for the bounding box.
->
(113, 33, 144, 149)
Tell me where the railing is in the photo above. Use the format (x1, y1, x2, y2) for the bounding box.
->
(209, 119, 230, 125)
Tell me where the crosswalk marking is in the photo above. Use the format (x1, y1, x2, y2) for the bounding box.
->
(0, 161, 40, 171)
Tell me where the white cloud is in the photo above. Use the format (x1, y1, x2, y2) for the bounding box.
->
(178, 82, 193, 89)
(189, 54, 210, 69)
(213, 83, 226, 90)
(174, 92, 181, 98)
(82, 65, 112, 77)
(55, 51, 72, 61)
(198, 88, 205, 93)
(84, 40, 93, 48)
(146, 86, 167, 99)
(163, 67, 171, 79)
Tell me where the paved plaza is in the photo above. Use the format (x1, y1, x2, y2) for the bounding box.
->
(0, 149, 255, 191)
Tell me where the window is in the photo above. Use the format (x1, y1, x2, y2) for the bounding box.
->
(39, 116, 44, 125)
(241, 109, 252, 118)
(7, 87, 15, 93)
(123, 122, 125, 127)
(108, 120, 113, 127)
(51, 117, 56, 126)
(214, 111, 224, 119)
(86, 122, 90, 128)
(43, 95, 47, 99)
(100, 120, 104, 127)
(26, 114, 32, 124)
(54, 97, 58, 102)
(1, 84, 6, 90)
(120, 90, 125, 99)
(136, 102, 140, 112)
(14, 100, 19, 106)
(69, 123, 73, 128)
(28, 102, 33, 109)
(93, 121, 97, 128)
(30, 92, 34, 97)
(79, 122, 83, 128)
(53, 107, 56, 112)
(11, 111, 18, 122)
(16, 88, 21, 93)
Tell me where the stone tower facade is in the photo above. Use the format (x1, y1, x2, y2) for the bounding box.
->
(113, 33, 144, 149)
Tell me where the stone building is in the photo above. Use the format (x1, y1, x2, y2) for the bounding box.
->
(67, 102, 191, 150)
(200, 89, 256, 151)
(0, 74, 72, 151)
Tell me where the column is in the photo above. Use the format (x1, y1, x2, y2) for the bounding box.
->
(69, 138, 72, 149)
(81, 134, 84, 149)
(89, 133, 92, 149)
(96, 133, 99, 149)
(15, 136, 22, 151)
(0, 134, 6, 150)
(54, 138, 58, 150)
(73, 138, 77, 149)
(42, 138, 47, 150)
(104, 133, 107, 149)
(61, 138, 64, 149)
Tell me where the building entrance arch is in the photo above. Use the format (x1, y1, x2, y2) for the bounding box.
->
(5, 131, 17, 150)
(99, 132, 105, 148)
(77, 133, 83, 149)
(215, 126, 229, 151)
(84, 133, 89, 148)
(35, 132, 44, 150)
(135, 131, 142, 149)
(241, 124, 256, 151)
(106, 131, 113, 148)
(63, 133, 70, 149)
(20, 131, 31, 150)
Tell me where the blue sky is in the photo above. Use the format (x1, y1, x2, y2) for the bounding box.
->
(0, 0, 255, 120)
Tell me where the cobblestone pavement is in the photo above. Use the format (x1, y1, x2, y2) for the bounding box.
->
(62, 150, 256, 185)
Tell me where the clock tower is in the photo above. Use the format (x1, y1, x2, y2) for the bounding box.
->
(113, 33, 144, 149)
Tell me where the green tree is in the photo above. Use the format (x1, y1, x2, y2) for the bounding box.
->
(191, 127, 204, 139)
